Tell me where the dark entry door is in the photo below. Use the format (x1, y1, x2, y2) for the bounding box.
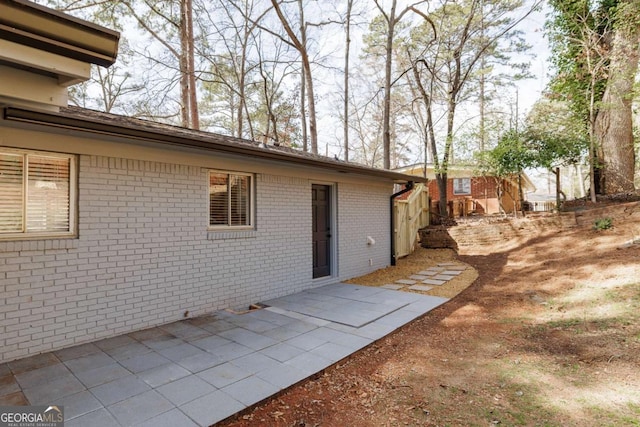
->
(312, 184, 331, 278)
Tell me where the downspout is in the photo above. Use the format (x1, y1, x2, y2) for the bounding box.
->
(390, 181, 415, 266)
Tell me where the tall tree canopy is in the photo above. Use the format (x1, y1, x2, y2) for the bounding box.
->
(547, 0, 639, 197)
(400, 0, 538, 217)
(41, 0, 546, 190)
(594, 0, 640, 193)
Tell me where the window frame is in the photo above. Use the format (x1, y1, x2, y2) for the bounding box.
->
(452, 177, 471, 195)
(207, 169, 255, 230)
(0, 147, 77, 240)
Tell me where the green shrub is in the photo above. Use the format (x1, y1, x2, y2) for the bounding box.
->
(593, 217, 613, 231)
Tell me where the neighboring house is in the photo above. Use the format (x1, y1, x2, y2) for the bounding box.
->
(396, 164, 535, 216)
(0, 0, 422, 364)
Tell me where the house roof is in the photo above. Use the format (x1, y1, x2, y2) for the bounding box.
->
(0, 2, 418, 184)
(3, 105, 425, 184)
(396, 163, 535, 192)
(0, 0, 119, 68)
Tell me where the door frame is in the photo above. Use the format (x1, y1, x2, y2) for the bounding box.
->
(311, 182, 337, 280)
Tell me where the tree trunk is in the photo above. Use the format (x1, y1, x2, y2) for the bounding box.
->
(495, 177, 505, 216)
(436, 173, 448, 219)
(479, 64, 485, 152)
(377, 0, 424, 168)
(179, 1, 190, 128)
(411, 60, 441, 215)
(382, 0, 397, 170)
(237, 39, 247, 138)
(259, 60, 278, 144)
(439, 94, 456, 219)
(343, 0, 353, 162)
(179, 0, 198, 129)
(270, 0, 318, 153)
(303, 54, 318, 154)
(300, 67, 308, 152)
(479, 0, 486, 152)
(595, 0, 640, 193)
(185, 0, 199, 130)
(518, 173, 525, 216)
(576, 164, 586, 198)
(588, 78, 598, 202)
(296, 0, 317, 154)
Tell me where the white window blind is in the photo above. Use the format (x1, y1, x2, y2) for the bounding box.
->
(0, 149, 74, 237)
(27, 156, 71, 232)
(0, 153, 24, 232)
(209, 171, 252, 228)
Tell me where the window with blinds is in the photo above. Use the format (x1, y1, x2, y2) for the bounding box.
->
(209, 171, 253, 228)
(0, 149, 76, 237)
(453, 178, 471, 195)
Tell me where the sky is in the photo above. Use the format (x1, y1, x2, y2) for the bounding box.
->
(515, 1, 551, 113)
(316, 0, 554, 162)
(41, 0, 554, 166)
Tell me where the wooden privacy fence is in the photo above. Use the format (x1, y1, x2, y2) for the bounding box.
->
(394, 183, 430, 259)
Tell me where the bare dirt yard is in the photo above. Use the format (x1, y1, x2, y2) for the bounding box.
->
(221, 205, 640, 427)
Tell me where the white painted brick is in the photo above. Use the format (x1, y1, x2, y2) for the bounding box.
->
(1, 154, 394, 363)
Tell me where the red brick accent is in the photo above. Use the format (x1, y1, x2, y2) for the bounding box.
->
(427, 177, 518, 215)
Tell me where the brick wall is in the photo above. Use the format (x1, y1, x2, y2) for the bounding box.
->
(0, 154, 392, 363)
(427, 176, 501, 200)
(337, 182, 391, 280)
(428, 176, 518, 214)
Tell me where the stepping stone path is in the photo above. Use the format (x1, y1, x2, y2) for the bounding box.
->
(441, 270, 463, 276)
(392, 262, 468, 292)
(417, 270, 439, 276)
(422, 279, 446, 286)
(408, 284, 433, 292)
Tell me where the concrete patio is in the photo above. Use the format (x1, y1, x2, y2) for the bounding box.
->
(0, 284, 448, 426)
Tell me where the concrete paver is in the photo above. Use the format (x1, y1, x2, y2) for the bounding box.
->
(73, 363, 130, 389)
(56, 390, 102, 420)
(65, 407, 120, 427)
(156, 375, 216, 406)
(409, 284, 433, 292)
(196, 362, 251, 389)
(22, 375, 84, 404)
(137, 362, 191, 388)
(139, 408, 199, 427)
(441, 270, 463, 276)
(89, 375, 150, 406)
(1, 283, 448, 426)
(442, 265, 467, 271)
(396, 279, 418, 285)
(221, 375, 279, 406)
(422, 278, 447, 286)
(108, 390, 173, 426)
(433, 274, 457, 281)
(258, 342, 306, 362)
(179, 390, 244, 426)
(255, 364, 309, 390)
(417, 270, 438, 276)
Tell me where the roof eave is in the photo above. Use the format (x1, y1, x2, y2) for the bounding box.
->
(0, 0, 120, 67)
(2, 106, 424, 184)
